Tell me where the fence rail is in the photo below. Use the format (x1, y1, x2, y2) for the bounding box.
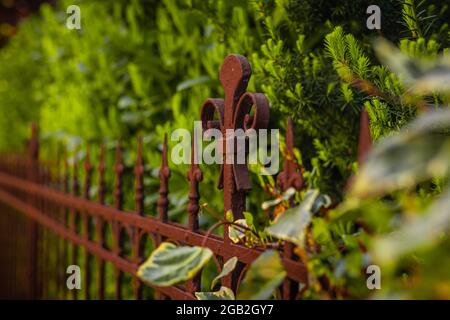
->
(0, 54, 371, 300)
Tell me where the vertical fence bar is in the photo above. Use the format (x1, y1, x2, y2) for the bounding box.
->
(55, 145, 63, 299)
(71, 152, 79, 300)
(83, 146, 92, 299)
(277, 118, 304, 299)
(157, 134, 170, 223)
(186, 136, 202, 293)
(113, 141, 124, 300)
(27, 124, 39, 299)
(200, 55, 269, 292)
(156, 134, 170, 299)
(133, 136, 144, 299)
(97, 143, 106, 300)
(357, 107, 372, 165)
(62, 151, 69, 299)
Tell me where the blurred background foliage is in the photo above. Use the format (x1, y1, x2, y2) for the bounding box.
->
(0, 0, 449, 299)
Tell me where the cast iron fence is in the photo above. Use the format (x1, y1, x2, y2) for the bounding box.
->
(0, 54, 371, 300)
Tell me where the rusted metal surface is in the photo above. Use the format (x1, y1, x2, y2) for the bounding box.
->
(201, 54, 269, 290)
(278, 118, 304, 300)
(0, 55, 366, 300)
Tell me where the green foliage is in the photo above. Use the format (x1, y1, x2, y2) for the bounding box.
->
(137, 242, 213, 286)
(1, 0, 450, 300)
(195, 286, 235, 300)
(266, 189, 331, 247)
(210, 257, 238, 290)
(350, 110, 450, 198)
(236, 250, 286, 300)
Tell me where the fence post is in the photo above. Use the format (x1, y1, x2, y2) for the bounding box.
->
(277, 118, 304, 299)
(27, 123, 39, 299)
(357, 107, 372, 165)
(200, 54, 269, 292)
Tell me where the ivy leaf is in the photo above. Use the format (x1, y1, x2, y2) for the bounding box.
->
(137, 242, 213, 287)
(243, 211, 254, 227)
(373, 188, 450, 264)
(237, 250, 286, 300)
(266, 190, 329, 247)
(350, 110, 450, 198)
(229, 219, 248, 244)
(225, 210, 234, 222)
(211, 257, 238, 289)
(195, 286, 235, 300)
(261, 187, 296, 210)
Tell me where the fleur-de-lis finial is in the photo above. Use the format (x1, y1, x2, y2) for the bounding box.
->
(200, 54, 269, 221)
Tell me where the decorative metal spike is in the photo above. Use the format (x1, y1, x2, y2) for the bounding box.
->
(114, 141, 123, 210)
(157, 134, 170, 222)
(187, 134, 203, 231)
(83, 145, 92, 200)
(98, 143, 106, 205)
(134, 136, 144, 216)
(357, 107, 372, 166)
(277, 117, 304, 192)
(72, 153, 79, 197)
(64, 149, 69, 194)
(97, 143, 106, 300)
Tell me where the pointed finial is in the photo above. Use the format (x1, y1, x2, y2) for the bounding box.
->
(187, 134, 203, 231)
(72, 151, 79, 196)
(135, 136, 144, 216)
(157, 134, 171, 222)
(98, 143, 106, 204)
(84, 145, 92, 200)
(114, 140, 123, 210)
(357, 108, 372, 165)
(277, 117, 304, 192)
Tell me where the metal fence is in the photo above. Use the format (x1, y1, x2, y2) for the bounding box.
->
(0, 54, 371, 300)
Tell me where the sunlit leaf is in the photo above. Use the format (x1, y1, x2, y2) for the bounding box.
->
(229, 219, 248, 244)
(261, 187, 296, 210)
(266, 190, 330, 247)
(225, 210, 234, 222)
(243, 211, 254, 227)
(237, 250, 286, 300)
(195, 286, 235, 300)
(373, 188, 450, 264)
(137, 242, 213, 287)
(211, 257, 238, 289)
(350, 110, 450, 198)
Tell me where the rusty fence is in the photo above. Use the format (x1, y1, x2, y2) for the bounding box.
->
(0, 55, 371, 300)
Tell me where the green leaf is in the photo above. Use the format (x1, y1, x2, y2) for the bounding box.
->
(237, 250, 286, 300)
(266, 190, 329, 246)
(229, 219, 248, 244)
(137, 242, 213, 287)
(128, 63, 145, 97)
(243, 211, 254, 227)
(225, 210, 234, 222)
(374, 38, 450, 94)
(195, 286, 235, 300)
(350, 110, 450, 198)
(373, 188, 450, 264)
(261, 187, 296, 210)
(176, 75, 210, 91)
(211, 257, 238, 289)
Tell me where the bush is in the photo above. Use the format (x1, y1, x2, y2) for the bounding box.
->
(0, 0, 449, 299)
